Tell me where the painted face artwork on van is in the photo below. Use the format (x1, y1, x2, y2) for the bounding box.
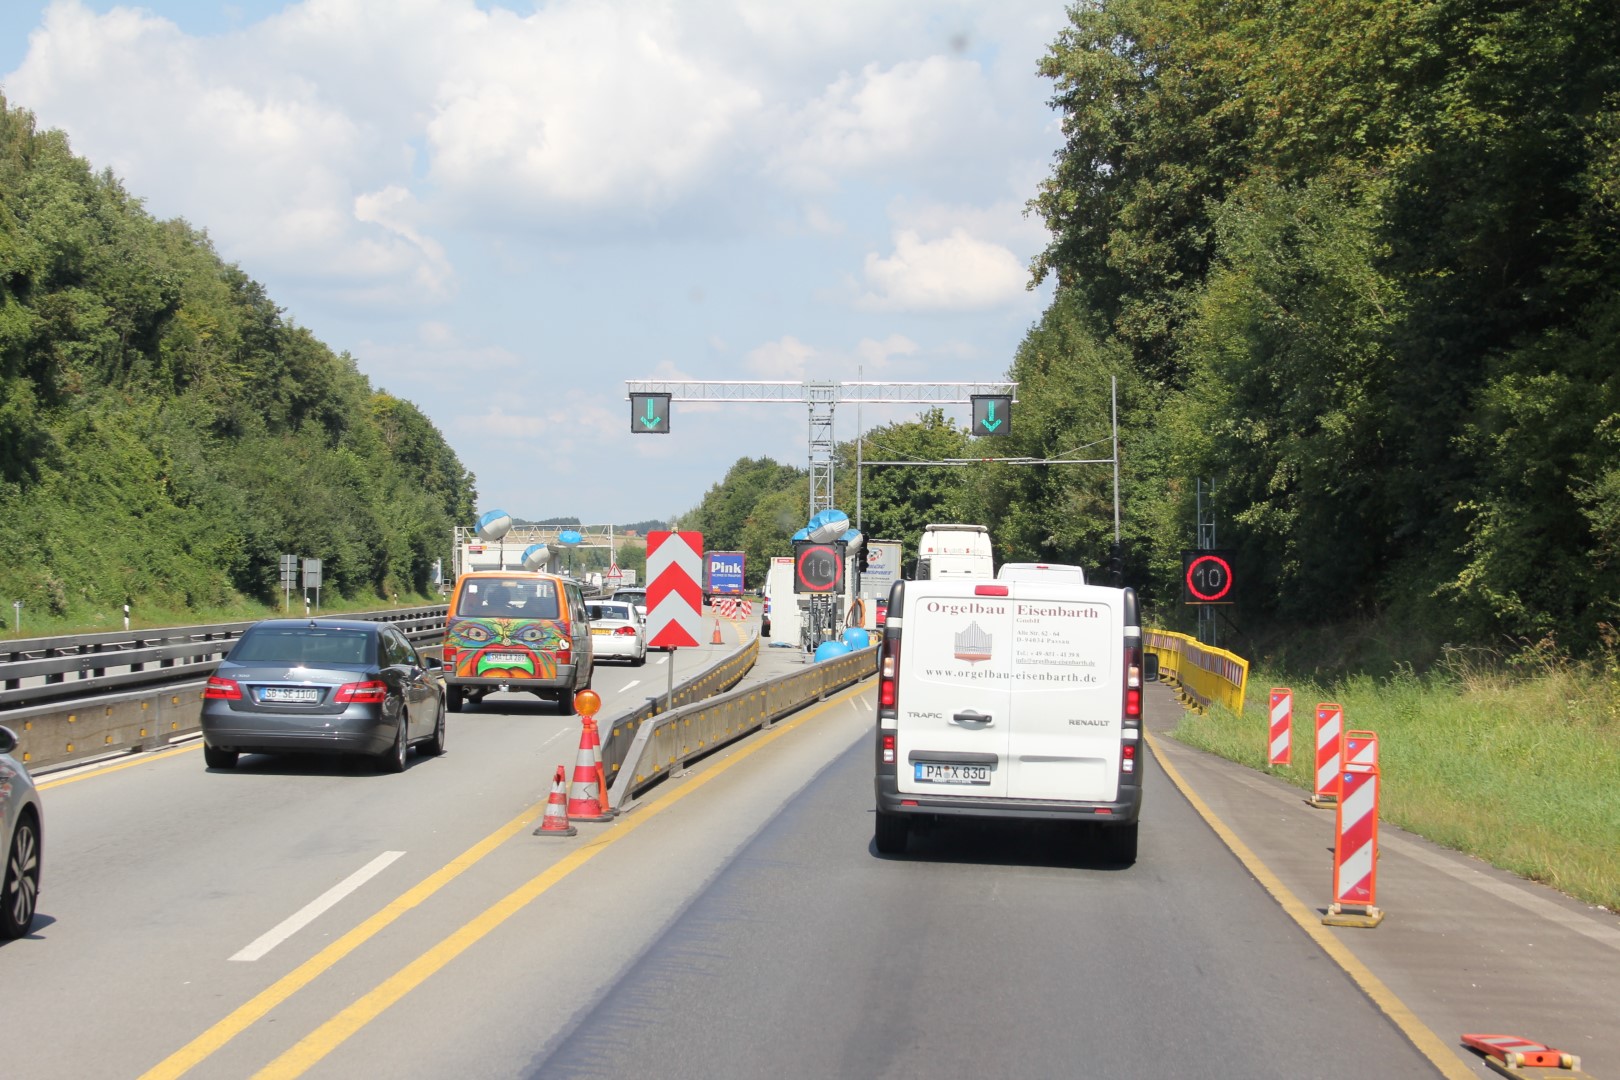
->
(447, 618, 566, 679)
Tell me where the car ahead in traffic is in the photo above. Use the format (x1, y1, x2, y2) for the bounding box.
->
(444, 571, 594, 711)
(610, 587, 647, 618)
(201, 619, 446, 773)
(0, 725, 42, 939)
(761, 595, 771, 637)
(586, 600, 647, 665)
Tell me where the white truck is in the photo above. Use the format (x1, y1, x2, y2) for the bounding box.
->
(762, 556, 802, 643)
(914, 523, 994, 579)
(997, 562, 1086, 584)
(872, 576, 1145, 863)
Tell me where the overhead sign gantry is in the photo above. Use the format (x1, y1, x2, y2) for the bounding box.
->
(625, 380, 1018, 516)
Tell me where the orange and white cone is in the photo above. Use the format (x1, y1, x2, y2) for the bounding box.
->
(567, 721, 615, 821)
(711, 617, 724, 644)
(533, 765, 576, 836)
(583, 716, 613, 814)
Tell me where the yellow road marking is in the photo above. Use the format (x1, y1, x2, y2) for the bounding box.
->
(1144, 730, 1474, 1080)
(38, 743, 198, 789)
(253, 680, 873, 1079)
(137, 798, 550, 1080)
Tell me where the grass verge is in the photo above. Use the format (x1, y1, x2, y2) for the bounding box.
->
(1169, 660, 1620, 913)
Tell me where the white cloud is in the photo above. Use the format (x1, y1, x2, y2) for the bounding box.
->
(858, 228, 1027, 312)
(854, 334, 919, 371)
(768, 55, 997, 191)
(744, 336, 817, 380)
(423, 3, 762, 218)
(6, 0, 447, 303)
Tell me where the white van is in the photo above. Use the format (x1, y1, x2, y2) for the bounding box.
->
(915, 524, 994, 579)
(872, 576, 1145, 862)
(996, 562, 1087, 584)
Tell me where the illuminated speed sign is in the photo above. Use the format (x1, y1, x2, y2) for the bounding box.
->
(793, 541, 845, 594)
(1182, 550, 1236, 605)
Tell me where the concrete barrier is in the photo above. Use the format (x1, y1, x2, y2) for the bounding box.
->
(607, 643, 877, 808)
(4, 682, 210, 767)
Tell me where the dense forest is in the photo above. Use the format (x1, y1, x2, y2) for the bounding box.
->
(684, 0, 1620, 663)
(0, 94, 475, 629)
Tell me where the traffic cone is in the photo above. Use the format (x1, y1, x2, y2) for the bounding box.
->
(711, 617, 724, 644)
(582, 716, 613, 814)
(567, 721, 615, 821)
(532, 765, 576, 836)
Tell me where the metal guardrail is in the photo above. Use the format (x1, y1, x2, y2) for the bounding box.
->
(607, 643, 877, 808)
(4, 623, 730, 773)
(1145, 629, 1249, 713)
(0, 606, 448, 711)
(597, 636, 761, 782)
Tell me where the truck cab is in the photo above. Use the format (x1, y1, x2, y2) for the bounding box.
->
(873, 576, 1144, 862)
(914, 523, 994, 579)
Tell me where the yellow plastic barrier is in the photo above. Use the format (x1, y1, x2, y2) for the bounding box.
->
(1145, 630, 1248, 714)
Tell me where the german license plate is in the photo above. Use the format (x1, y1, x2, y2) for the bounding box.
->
(486, 653, 526, 665)
(259, 686, 320, 704)
(914, 762, 992, 784)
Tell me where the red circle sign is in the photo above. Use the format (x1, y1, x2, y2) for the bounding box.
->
(1185, 554, 1233, 602)
(795, 544, 842, 592)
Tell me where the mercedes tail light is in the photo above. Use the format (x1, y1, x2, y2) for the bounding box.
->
(335, 680, 388, 704)
(204, 676, 242, 700)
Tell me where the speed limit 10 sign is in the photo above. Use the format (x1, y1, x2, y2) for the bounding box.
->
(793, 541, 845, 594)
(1182, 550, 1236, 605)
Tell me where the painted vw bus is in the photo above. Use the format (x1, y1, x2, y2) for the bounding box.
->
(442, 571, 593, 713)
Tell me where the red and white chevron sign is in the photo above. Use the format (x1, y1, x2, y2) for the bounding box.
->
(645, 531, 703, 648)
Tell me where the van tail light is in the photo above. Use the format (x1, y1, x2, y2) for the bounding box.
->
(1122, 743, 1137, 774)
(881, 734, 896, 765)
(555, 644, 571, 665)
(335, 680, 389, 704)
(974, 584, 1009, 596)
(204, 676, 242, 700)
(1124, 644, 1143, 721)
(443, 643, 458, 666)
(878, 639, 901, 710)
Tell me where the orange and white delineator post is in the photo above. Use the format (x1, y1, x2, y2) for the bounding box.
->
(1268, 688, 1293, 766)
(1308, 703, 1344, 807)
(533, 765, 577, 837)
(1344, 729, 1378, 771)
(1323, 763, 1383, 927)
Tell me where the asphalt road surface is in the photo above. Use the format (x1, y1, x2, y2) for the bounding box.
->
(3, 654, 1444, 1080)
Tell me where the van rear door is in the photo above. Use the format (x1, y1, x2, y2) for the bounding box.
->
(895, 581, 1014, 798)
(1004, 584, 1124, 803)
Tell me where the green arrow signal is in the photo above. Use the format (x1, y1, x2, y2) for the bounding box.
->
(981, 400, 1002, 432)
(641, 398, 663, 429)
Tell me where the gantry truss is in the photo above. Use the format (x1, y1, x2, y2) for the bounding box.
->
(625, 380, 1018, 514)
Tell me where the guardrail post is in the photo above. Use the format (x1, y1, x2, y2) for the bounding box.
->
(45, 646, 64, 684)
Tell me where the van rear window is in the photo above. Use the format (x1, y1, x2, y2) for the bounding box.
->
(457, 579, 560, 619)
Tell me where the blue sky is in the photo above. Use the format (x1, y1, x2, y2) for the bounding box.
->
(2, 1, 1064, 527)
